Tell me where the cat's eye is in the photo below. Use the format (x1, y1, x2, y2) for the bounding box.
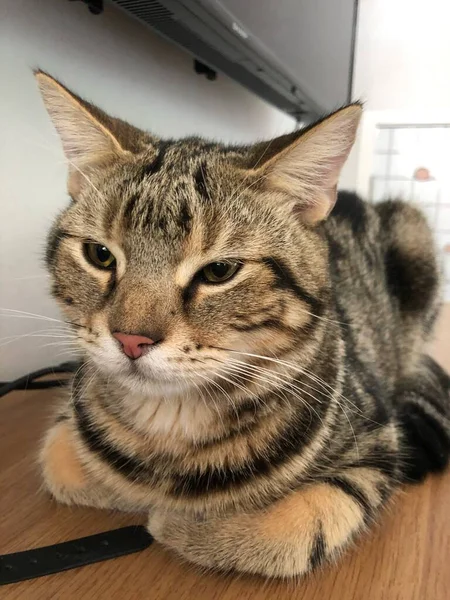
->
(200, 261, 241, 283)
(84, 242, 116, 270)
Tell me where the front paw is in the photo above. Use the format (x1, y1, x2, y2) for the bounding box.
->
(147, 508, 226, 572)
(40, 421, 114, 509)
(40, 421, 89, 505)
(147, 471, 387, 578)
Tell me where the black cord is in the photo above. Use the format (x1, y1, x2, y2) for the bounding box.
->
(0, 361, 80, 398)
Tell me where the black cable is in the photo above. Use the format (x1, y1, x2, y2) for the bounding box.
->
(0, 361, 80, 398)
(0, 380, 66, 391)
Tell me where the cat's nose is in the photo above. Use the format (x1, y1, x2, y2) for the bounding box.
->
(112, 332, 160, 360)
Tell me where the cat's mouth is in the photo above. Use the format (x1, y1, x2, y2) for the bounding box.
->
(79, 331, 225, 395)
(88, 347, 203, 394)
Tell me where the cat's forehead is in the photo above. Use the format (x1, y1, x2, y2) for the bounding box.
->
(115, 139, 246, 198)
(139, 137, 247, 176)
(98, 141, 244, 224)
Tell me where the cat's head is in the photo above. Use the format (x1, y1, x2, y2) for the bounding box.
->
(36, 71, 361, 397)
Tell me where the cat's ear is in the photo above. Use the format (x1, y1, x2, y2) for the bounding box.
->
(255, 104, 362, 225)
(35, 71, 153, 194)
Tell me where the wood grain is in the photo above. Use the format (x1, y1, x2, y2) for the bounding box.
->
(1, 305, 449, 599)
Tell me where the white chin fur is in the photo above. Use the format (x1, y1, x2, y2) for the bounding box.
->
(78, 338, 221, 439)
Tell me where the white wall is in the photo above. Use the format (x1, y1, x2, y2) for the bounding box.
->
(0, 0, 296, 379)
(354, 0, 450, 112)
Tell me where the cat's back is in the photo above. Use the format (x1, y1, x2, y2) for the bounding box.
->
(323, 191, 440, 381)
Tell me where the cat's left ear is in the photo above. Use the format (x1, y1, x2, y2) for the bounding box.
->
(255, 104, 362, 225)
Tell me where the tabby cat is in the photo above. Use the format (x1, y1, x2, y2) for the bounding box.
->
(36, 71, 450, 578)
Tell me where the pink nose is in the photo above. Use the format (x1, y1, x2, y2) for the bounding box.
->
(113, 332, 156, 360)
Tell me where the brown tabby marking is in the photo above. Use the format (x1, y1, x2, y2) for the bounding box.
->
(35, 71, 450, 579)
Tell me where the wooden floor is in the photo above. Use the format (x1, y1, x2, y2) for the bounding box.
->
(1, 306, 450, 599)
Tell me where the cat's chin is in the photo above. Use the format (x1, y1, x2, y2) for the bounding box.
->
(113, 370, 195, 399)
(85, 344, 191, 395)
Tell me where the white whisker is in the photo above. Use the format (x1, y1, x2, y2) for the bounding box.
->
(0, 333, 76, 348)
(0, 307, 66, 324)
(196, 373, 226, 431)
(2, 274, 49, 281)
(219, 362, 324, 426)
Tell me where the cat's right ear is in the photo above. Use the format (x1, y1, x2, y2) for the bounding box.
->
(246, 104, 361, 225)
(35, 71, 153, 195)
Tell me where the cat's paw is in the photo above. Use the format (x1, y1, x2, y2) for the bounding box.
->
(147, 473, 384, 578)
(40, 421, 89, 505)
(40, 420, 114, 509)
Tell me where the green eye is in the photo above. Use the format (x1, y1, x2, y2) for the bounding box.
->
(201, 261, 240, 283)
(84, 242, 116, 269)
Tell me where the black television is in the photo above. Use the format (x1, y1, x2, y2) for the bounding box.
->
(111, 0, 358, 121)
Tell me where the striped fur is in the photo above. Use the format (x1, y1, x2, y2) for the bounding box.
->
(36, 73, 450, 578)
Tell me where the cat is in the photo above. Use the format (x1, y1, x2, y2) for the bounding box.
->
(35, 71, 450, 578)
